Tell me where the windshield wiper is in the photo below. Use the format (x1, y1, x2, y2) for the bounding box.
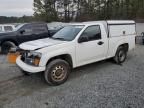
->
(51, 37, 66, 41)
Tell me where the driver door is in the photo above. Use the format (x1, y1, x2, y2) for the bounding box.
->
(17, 24, 34, 43)
(76, 25, 107, 66)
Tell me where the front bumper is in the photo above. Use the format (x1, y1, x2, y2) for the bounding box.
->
(16, 56, 46, 73)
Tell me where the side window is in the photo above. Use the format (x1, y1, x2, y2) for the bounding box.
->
(4, 26, 13, 32)
(20, 24, 32, 35)
(32, 24, 48, 34)
(81, 25, 101, 41)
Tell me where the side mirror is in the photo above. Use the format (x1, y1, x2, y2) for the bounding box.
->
(78, 36, 88, 43)
(20, 30, 25, 34)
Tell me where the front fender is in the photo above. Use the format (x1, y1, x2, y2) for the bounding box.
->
(39, 47, 76, 67)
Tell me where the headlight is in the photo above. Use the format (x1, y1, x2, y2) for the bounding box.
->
(30, 51, 42, 58)
(23, 51, 42, 66)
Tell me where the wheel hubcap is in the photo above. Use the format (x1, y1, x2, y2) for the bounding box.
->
(52, 65, 66, 81)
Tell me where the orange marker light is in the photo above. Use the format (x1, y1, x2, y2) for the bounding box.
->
(34, 58, 40, 66)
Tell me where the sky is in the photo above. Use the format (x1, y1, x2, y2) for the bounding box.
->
(0, 0, 34, 17)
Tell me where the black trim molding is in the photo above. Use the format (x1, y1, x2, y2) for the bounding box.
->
(108, 23, 136, 26)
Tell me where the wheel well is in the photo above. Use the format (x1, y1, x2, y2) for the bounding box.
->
(46, 54, 73, 68)
(119, 43, 129, 52)
(1, 40, 18, 46)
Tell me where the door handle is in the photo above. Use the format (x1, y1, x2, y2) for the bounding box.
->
(98, 41, 104, 45)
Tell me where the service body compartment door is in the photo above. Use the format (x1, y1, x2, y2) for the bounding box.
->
(108, 24, 136, 37)
(107, 22, 136, 57)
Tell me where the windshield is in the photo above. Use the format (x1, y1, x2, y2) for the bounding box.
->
(52, 25, 84, 41)
(14, 24, 25, 31)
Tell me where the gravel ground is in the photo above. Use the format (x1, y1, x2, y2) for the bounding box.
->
(0, 45, 144, 108)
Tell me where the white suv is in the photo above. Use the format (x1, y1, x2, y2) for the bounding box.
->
(0, 24, 15, 33)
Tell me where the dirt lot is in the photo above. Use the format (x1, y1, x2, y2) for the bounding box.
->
(0, 45, 144, 108)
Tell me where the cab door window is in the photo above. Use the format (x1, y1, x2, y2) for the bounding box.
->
(80, 25, 101, 41)
(20, 24, 32, 35)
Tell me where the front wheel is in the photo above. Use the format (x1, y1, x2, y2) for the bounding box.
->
(44, 59, 70, 86)
(1, 41, 16, 54)
(21, 71, 32, 76)
(113, 46, 127, 64)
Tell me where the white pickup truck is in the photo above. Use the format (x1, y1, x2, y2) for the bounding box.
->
(16, 20, 136, 85)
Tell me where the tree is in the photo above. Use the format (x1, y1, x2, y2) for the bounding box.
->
(0, 16, 35, 24)
(33, 0, 144, 22)
(34, 0, 58, 22)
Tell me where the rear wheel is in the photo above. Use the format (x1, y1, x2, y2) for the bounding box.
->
(1, 41, 16, 54)
(44, 59, 70, 86)
(113, 46, 127, 64)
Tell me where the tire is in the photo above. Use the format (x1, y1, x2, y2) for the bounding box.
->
(21, 71, 32, 76)
(113, 46, 127, 64)
(44, 59, 70, 86)
(1, 41, 16, 54)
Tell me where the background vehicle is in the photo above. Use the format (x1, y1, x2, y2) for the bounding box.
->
(0, 24, 15, 33)
(48, 22, 69, 36)
(0, 23, 59, 54)
(16, 20, 136, 86)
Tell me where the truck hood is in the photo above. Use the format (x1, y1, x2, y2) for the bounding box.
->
(19, 38, 66, 50)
